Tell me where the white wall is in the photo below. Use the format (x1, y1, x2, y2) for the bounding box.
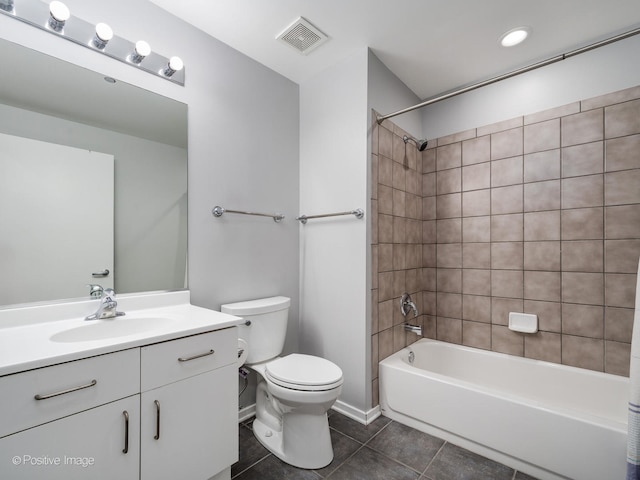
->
(0, 0, 300, 350)
(421, 34, 640, 139)
(299, 48, 370, 415)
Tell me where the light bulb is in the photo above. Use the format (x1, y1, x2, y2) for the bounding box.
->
(48, 1, 70, 32)
(130, 40, 150, 64)
(93, 23, 113, 49)
(163, 56, 184, 77)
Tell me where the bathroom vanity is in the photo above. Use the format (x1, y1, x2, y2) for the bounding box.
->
(0, 291, 242, 480)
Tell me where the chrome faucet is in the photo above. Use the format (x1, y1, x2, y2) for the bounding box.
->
(85, 288, 125, 321)
(400, 292, 418, 318)
(400, 292, 422, 336)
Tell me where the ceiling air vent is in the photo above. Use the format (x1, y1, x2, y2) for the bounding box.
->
(276, 17, 328, 55)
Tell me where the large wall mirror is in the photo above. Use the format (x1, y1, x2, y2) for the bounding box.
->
(0, 38, 188, 308)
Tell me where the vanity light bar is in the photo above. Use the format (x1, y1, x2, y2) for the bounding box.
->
(0, 0, 185, 85)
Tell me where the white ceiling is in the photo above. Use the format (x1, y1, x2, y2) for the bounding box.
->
(150, 0, 640, 101)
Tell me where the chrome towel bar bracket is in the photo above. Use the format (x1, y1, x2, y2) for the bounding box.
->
(212, 206, 284, 223)
(297, 208, 364, 224)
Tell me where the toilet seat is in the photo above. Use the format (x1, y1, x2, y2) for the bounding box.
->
(265, 354, 343, 391)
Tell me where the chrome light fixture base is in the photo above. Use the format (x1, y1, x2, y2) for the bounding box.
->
(0, 0, 185, 85)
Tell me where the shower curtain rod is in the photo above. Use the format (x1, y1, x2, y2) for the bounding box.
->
(376, 27, 640, 124)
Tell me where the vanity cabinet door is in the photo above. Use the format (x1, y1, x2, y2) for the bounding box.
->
(140, 365, 237, 480)
(0, 395, 140, 480)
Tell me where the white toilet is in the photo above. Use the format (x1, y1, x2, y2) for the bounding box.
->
(221, 296, 343, 469)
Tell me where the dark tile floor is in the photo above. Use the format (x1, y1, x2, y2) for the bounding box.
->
(232, 411, 539, 480)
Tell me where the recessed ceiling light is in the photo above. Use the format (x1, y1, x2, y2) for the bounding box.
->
(500, 27, 531, 47)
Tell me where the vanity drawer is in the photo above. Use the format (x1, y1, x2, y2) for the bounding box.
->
(141, 327, 236, 392)
(0, 348, 139, 439)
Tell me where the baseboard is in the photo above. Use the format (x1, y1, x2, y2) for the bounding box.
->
(332, 400, 381, 425)
(238, 403, 256, 423)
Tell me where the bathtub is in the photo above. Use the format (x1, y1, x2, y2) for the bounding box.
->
(379, 339, 628, 480)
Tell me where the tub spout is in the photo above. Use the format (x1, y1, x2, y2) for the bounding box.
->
(404, 324, 422, 336)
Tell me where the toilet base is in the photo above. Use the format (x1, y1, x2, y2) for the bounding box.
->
(252, 412, 334, 469)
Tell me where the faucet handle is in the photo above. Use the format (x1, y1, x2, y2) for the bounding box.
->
(87, 284, 104, 298)
(102, 288, 116, 299)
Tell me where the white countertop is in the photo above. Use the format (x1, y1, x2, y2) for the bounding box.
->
(0, 291, 243, 376)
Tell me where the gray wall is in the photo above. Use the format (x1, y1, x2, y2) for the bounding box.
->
(0, 0, 300, 352)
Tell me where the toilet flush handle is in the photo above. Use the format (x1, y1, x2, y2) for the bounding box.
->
(244, 320, 251, 326)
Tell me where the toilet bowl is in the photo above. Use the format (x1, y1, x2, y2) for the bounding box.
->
(221, 297, 343, 469)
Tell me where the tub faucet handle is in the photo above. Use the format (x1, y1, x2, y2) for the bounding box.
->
(400, 292, 419, 318)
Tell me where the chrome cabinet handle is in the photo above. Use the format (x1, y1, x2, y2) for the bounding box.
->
(178, 349, 215, 362)
(154, 400, 160, 440)
(122, 411, 129, 454)
(91, 269, 110, 277)
(34, 379, 97, 400)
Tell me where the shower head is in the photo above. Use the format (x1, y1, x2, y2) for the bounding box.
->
(403, 135, 428, 152)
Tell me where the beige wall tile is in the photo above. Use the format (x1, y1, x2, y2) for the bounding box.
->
(371, 288, 379, 333)
(463, 321, 491, 350)
(379, 214, 393, 243)
(561, 240, 604, 272)
(423, 244, 437, 267)
(379, 299, 394, 331)
(371, 200, 378, 245)
(491, 127, 523, 160)
(437, 317, 462, 344)
(437, 268, 462, 294)
(392, 188, 406, 217)
(436, 193, 461, 219)
(462, 135, 490, 166)
(437, 129, 476, 146)
(492, 185, 523, 214)
(423, 196, 436, 220)
(524, 180, 560, 212)
(437, 293, 462, 318)
(605, 307, 634, 342)
(492, 270, 523, 298)
(463, 216, 491, 243)
(524, 150, 560, 183)
(561, 141, 603, 177)
(394, 217, 407, 243)
(582, 85, 640, 111)
(491, 242, 523, 270)
(524, 271, 561, 302)
(561, 174, 604, 209)
(423, 292, 436, 315)
(462, 269, 491, 296)
(605, 99, 640, 139)
(462, 243, 491, 268)
(378, 185, 393, 215)
(437, 167, 462, 194)
(437, 218, 462, 244)
(524, 211, 560, 241)
(524, 118, 560, 154)
(605, 205, 640, 239)
(605, 273, 637, 308)
(492, 297, 523, 325)
(462, 189, 491, 217)
(562, 303, 604, 338)
(524, 300, 561, 332)
(423, 315, 437, 339)
(371, 334, 379, 380)
(478, 117, 523, 137)
(462, 162, 491, 191)
(392, 244, 407, 271)
(378, 328, 394, 361)
(407, 219, 422, 244)
(422, 219, 436, 244)
(562, 335, 603, 371)
(378, 243, 393, 272)
(437, 243, 462, 268)
(406, 193, 420, 219)
(422, 172, 436, 196)
(393, 270, 406, 296)
(605, 169, 640, 205)
(423, 148, 436, 173)
(524, 241, 560, 271)
(492, 325, 524, 356)
(379, 125, 393, 158)
(437, 143, 462, 170)
(492, 213, 524, 242)
(372, 154, 379, 200)
(605, 239, 640, 273)
(562, 272, 604, 305)
(561, 109, 603, 147)
(407, 170, 420, 196)
(605, 341, 631, 376)
(491, 156, 523, 187)
(463, 295, 491, 323)
(424, 268, 437, 291)
(393, 324, 406, 352)
(606, 134, 640, 172)
(562, 207, 603, 240)
(392, 160, 406, 190)
(524, 332, 561, 363)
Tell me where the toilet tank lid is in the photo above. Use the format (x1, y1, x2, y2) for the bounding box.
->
(221, 296, 291, 316)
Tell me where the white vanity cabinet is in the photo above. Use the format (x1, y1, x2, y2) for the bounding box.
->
(0, 326, 238, 480)
(139, 328, 238, 480)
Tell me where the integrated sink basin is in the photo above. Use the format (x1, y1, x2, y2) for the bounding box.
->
(50, 315, 177, 343)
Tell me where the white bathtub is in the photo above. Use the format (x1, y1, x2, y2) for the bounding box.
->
(379, 339, 629, 480)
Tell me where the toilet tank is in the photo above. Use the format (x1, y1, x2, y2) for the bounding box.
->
(221, 296, 291, 364)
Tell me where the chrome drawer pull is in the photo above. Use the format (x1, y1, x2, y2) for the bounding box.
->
(154, 400, 161, 440)
(122, 411, 129, 454)
(178, 349, 215, 362)
(34, 379, 97, 400)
